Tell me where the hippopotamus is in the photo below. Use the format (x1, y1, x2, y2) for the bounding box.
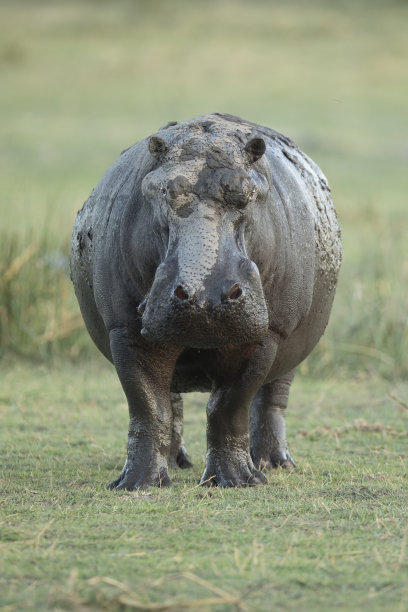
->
(70, 113, 341, 489)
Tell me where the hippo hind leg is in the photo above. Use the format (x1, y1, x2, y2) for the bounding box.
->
(250, 369, 297, 470)
(168, 393, 193, 470)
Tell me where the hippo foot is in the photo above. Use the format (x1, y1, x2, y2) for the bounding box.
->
(251, 447, 297, 470)
(108, 463, 172, 490)
(168, 445, 193, 470)
(200, 451, 268, 487)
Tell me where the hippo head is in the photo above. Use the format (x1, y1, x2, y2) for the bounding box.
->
(138, 118, 270, 348)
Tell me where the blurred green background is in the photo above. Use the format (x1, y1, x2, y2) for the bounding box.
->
(1, 0, 407, 378)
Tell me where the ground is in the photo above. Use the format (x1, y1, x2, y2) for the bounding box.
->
(1, 361, 407, 611)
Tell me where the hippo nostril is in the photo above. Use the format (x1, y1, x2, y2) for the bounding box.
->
(174, 285, 189, 301)
(227, 283, 243, 300)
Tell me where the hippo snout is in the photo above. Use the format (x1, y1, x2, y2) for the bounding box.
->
(170, 254, 260, 308)
(140, 256, 269, 348)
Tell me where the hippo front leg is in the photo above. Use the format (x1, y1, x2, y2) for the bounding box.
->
(200, 336, 278, 487)
(250, 369, 297, 469)
(108, 328, 183, 490)
(200, 387, 267, 487)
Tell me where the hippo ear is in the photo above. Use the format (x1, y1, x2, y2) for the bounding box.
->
(148, 136, 169, 159)
(244, 137, 266, 163)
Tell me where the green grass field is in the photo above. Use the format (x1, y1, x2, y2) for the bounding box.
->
(1, 361, 407, 611)
(1, 0, 407, 610)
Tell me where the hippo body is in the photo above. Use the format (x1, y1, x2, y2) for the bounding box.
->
(70, 113, 341, 488)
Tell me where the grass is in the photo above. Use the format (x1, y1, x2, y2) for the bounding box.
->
(1, 361, 407, 611)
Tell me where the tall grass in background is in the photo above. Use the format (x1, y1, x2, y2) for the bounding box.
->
(0, 233, 88, 361)
(0, 0, 407, 380)
(303, 225, 408, 380)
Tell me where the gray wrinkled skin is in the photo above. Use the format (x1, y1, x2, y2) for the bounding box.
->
(70, 113, 341, 489)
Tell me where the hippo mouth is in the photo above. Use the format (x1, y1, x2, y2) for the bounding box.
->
(140, 325, 265, 348)
(140, 325, 267, 349)
(140, 294, 269, 349)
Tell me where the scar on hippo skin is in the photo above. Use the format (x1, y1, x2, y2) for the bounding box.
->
(70, 113, 341, 489)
